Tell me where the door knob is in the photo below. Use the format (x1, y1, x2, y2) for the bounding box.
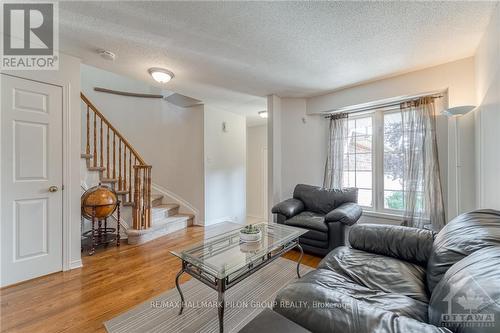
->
(48, 186, 59, 192)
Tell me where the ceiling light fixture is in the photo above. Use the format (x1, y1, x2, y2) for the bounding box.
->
(148, 67, 175, 83)
(258, 111, 268, 119)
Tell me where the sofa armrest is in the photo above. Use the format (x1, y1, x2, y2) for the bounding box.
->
(271, 198, 304, 219)
(349, 224, 435, 266)
(324, 202, 362, 226)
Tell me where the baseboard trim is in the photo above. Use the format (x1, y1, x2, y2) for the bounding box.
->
(69, 259, 83, 270)
(247, 214, 266, 219)
(205, 216, 237, 226)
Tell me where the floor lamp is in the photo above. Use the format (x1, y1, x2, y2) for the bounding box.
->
(442, 105, 476, 217)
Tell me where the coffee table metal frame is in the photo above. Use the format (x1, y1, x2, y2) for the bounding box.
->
(172, 226, 304, 333)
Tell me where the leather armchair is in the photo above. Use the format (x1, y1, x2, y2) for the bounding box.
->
(272, 184, 362, 256)
(272, 209, 500, 333)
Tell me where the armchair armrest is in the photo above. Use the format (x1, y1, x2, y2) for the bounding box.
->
(324, 202, 362, 226)
(271, 198, 304, 219)
(349, 224, 435, 266)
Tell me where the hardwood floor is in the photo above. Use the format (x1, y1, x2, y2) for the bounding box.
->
(0, 223, 321, 333)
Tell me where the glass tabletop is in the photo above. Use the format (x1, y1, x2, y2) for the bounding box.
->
(170, 222, 306, 279)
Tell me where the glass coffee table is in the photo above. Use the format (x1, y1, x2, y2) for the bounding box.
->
(170, 222, 307, 333)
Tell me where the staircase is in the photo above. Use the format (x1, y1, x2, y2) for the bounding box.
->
(127, 196, 194, 244)
(81, 93, 194, 245)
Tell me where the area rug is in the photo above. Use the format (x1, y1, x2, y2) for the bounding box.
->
(104, 257, 311, 333)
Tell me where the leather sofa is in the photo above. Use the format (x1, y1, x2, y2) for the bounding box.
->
(271, 184, 362, 256)
(272, 209, 500, 333)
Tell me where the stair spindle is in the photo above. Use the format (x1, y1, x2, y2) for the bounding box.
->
(100, 118, 103, 167)
(146, 166, 152, 228)
(129, 150, 132, 201)
(123, 146, 127, 198)
(106, 126, 110, 179)
(93, 112, 97, 167)
(86, 106, 90, 155)
(142, 168, 147, 228)
(118, 139, 122, 190)
(132, 157, 137, 206)
(133, 166, 140, 229)
(113, 132, 116, 180)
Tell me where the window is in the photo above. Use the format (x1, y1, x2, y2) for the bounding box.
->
(383, 112, 405, 211)
(341, 110, 418, 215)
(342, 116, 373, 207)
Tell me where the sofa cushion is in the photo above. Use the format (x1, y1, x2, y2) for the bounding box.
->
(428, 246, 500, 331)
(274, 269, 437, 333)
(319, 247, 429, 303)
(427, 209, 500, 293)
(293, 184, 358, 215)
(285, 211, 328, 241)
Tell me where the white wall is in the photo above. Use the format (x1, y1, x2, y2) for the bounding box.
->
(280, 98, 328, 198)
(307, 57, 476, 114)
(475, 3, 500, 210)
(81, 65, 205, 222)
(247, 125, 268, 219)
(270, 58, 478, 224)
(204, 107, 246, 225)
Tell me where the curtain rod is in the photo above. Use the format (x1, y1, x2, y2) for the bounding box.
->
(322, 92, 444, 118)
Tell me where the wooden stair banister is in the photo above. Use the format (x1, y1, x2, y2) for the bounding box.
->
(81, 92, 152, 230)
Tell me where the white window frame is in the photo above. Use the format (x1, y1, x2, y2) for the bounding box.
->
(342, 112, 375, 209)
(347, 109, 405, 217)
(378, 109, 406, 215)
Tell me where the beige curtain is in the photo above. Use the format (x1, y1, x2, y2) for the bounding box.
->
(323, 113, 348, 189)
(400, 97, 446, 230)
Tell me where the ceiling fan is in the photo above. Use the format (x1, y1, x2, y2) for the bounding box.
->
(94, 87, 203, 108)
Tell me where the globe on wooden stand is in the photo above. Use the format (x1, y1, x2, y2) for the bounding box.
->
(81, 184, 120, 255)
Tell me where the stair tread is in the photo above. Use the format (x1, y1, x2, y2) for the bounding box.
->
(152, 203, 179, 211)
(151, 203, 180, 219)
(81, 153, 92, 159)
(127, 215, 190, 242)
(176, 213, 195, 219)
(151, 215, 190, 228)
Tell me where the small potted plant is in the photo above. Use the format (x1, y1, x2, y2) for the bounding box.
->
(239, 224, 262, 243)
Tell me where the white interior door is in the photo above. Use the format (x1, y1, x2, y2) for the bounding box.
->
(1, 74, 63, 287)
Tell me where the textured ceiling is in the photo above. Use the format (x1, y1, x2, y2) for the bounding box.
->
(59, 1, 496, 119)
